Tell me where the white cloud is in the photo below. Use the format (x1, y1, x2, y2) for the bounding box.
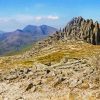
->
(15, 15, 34, 23)
(0, 15, 60, 31)
(33, 15, 59, 21)
(0, 17, 10, 23)
(47, 15, 59, 20)
(34, 16, 42, 21)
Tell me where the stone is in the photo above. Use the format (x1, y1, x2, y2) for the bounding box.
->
(52, 77, 65, 87)
(96, 92, 100, 99)
(79, 82, 90, 89)
(25, 83, 33, 91)
(60, 57, 68, 64)
(46, 69, 50, 74)
(69, 78, 78, 88)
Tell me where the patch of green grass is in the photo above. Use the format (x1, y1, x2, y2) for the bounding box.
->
(21, 60, 34, 65)
(37, 51, 66, 64)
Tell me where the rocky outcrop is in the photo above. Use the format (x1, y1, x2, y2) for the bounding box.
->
(47, 17, 100, 45)
(0, 17, 100, 100)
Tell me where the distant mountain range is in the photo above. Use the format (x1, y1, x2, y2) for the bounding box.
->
(0, 25, 58, 55)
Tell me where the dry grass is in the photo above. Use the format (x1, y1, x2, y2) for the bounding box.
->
(37, 42, 100, 64)
(37, 51, 65, 64)
(1, 41, 100, 70)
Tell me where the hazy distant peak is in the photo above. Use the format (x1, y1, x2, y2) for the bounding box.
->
(0, 24, 57, 55)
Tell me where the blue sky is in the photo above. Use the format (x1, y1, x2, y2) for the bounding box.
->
(0, 0, 100, 31)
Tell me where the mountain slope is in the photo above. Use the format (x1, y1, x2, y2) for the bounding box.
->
(0, 25, 58, 55)
(0, 17, 100, 100)
(0, 36, 100, 100)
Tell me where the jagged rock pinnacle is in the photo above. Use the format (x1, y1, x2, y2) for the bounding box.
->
(49, 17, 100, 45)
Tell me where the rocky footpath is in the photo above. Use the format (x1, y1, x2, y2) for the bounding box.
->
(0, 57, 100, 100)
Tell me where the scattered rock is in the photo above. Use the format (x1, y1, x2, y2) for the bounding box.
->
(0, 58, 100, 100)
(60, 57, 68, 64)
(79, 82, 90, 89)
(25, 83, 33, 91)
(45, 69, 50, 74)
(53, 77, 65, 87)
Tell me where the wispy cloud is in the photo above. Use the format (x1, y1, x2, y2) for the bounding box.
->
(0, 15, 60, 31)
(34, 16, 42, 21)
(0, 15, 59, 23)
(47, 15, 59, 20)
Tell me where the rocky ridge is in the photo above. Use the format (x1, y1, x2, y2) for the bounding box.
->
(43, 16, 100, 45)
(0, 40, 100, 100)
(0, 17, 100, 100)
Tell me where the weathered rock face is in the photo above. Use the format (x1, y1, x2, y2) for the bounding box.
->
(48, 17, 100, 45)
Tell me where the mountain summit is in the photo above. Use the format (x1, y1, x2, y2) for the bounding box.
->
(0, 17, 100, 100)
(0, 25, 57, 55)
(58, 16, 100, 45)
(23, 25, 57, 36)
